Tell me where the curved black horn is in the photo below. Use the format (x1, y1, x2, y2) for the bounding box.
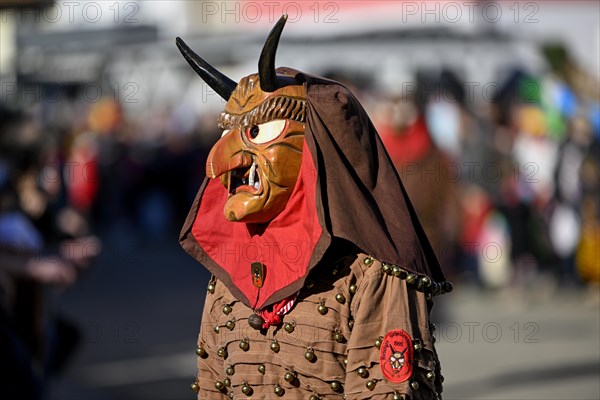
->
(258, 14, 287, 92)
(176, 37, 237, 101)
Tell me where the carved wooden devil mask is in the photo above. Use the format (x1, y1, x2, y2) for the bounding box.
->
(176, 16, 306, 224)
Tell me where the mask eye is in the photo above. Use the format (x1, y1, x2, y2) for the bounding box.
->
(221, 129, 230, 138)
(246, 120, 286, 144)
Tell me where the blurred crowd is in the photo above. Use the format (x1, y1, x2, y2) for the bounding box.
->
(1, 41, 599, 398)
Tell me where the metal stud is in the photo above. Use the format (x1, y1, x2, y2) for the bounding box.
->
(375, 336, 383, 348)
(284, 322, 295, 333)
(366, 379, 376, 390)
(364, 256, 374, 266)
(215, 380, 225, 390)
(239, 338, 250, 351)
(207, 282, 215, 293)
(241, 381, 252, 395)
(357, 367, 368, 378)
(196, 345, 206, 357)
(330, 381, 341, 391)
(410, 381, 420, 391)
(349, 284, 357, 294)
(284, 370, 296, 382)
(217, 346, 227, 358)
(190, 382, 199, 393)
(333, 330, 344, 343)
(426, 371, 435, 381)
(348, 319, 354, 330)
(222, 304, 232, 315)
(318, 301, 328, 315)
(406, 274, 418, 285)
(413, 339, 422, 352)
(258, 364, 266, 375)
(225, 319, 235, 331)
(270, 339, 280, 353)
(304, 348, 315, 361)
(226, 365, 234, 376)
(274, 384, 284, 396)
(382, 263, 391, 274)
(335, 293, 346, 304)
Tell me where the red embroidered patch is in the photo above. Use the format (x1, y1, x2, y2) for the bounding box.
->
(379, 329, 413, 383)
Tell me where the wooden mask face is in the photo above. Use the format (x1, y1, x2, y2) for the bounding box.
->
(177, 15, 306, 224)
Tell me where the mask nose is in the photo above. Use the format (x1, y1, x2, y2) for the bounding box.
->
(205, 130, 253, 179)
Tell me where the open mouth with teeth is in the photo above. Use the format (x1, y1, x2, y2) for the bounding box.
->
(228, 160, 261, 195)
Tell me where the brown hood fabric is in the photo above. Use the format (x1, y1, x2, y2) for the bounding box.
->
(180, 71, 445, 310)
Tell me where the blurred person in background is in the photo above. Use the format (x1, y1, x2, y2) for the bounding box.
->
(0, 104, 100, 399)
(376, 71, 463, 279)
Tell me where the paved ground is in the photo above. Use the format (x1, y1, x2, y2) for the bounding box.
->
(48, 233, 600, 400)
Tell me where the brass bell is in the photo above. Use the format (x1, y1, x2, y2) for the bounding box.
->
(349, 284, 357, 294)
(274, 384, 284, 396)
(332, 268, 339, 276)
(357, 367, 368, 378)
(366, 379, 376, 390)
(215, 380, 225, 390)
(270, 340, 280, 353)
(410, 381, 419, 390)
(241, 382, 252, 395)
(430, 323, 437, 332)
(196, 345, 206, 357)
(375, 336, 383, 348)
(228, 392, 234, 399)
(226, 365, 234, 376)
(284, 370, 296, 382)
(406, 274, 418, 285)
(223, 378, 231, 387)
(364, 256, 374, 266)
(426, 371, 435, 381)
(413, 339, 422, 352)
(222, 304, 232, 315)
(225, 319, 235, 331)
(330, 381, 341, 391)
(318, 303, 328, 315)
(214, 325, 220, 334)
(306, 280, 315, 289)
(348, 319, 354, 330)
(393, 393, 403, 400)
(443, 281, 454, 293)
(217, 346, 227, 358)
(333, 330, 344, 343)
(426, 292, 433, 301)
(439, 374, 445, 383)
(343, 358, 348, 366)
(207, 283, 215, 293)
(190, 382, 199, 393)
(284, 322, 295, 333)
(335, 293, 346, 304)
(392, 266, 402, 277)
(309, 395, 320, 400)
(420, 276, 432, 288)
(304, 348, 315, 361)
(239, 338, 249, 351)
(382, 263, 391, 274)
(258, 364, 266, 374)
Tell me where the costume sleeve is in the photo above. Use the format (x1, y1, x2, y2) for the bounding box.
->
(195, 278, 227, 400)
(345, 258, 442, 400)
